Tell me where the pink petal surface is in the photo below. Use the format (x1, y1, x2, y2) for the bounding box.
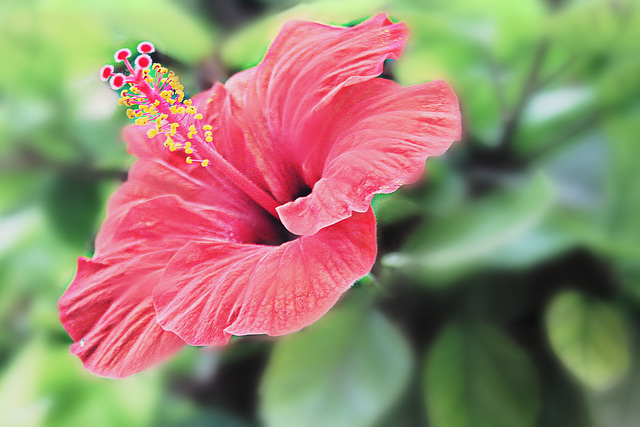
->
(63, 259, 184, 379)
(222, 14, 409, 203)
(153, 209, 377, 346)
(103, 124, 279, 246)
(59, 195, 264, 378)
(186, 83, 279, 201)
(277, 78, 462, 236)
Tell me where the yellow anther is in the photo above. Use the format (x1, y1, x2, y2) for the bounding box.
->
(166, 122, 179, 136)
(111, 58, 216, 169)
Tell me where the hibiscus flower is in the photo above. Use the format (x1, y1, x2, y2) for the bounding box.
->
(58, 14, 461, 378)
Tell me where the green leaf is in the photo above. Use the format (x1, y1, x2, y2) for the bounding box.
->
(0, 340, 51, 427)
(260, 305, 412, 427)
(600, 108, 640, 258)
(598, 55, 640, 112)
(515, 87, 596, 156)
(371, 192, 419, 225)
(483, 225, 575, 269)
(540, 132, 608, 210)
(424, 321, 541, 427)
(545, 290, 630, 390)
(0, 338, 163, 427)
(0, 171, 46, 215)
(550, 0, 622, 57)
(588, 331, 640, 427)
(382, 173, 555, 284)
(538, 374, 592, 427)
(44, 0, 216, 67)
(43, 173, 101, 248)
(161, 409, 250, 427)
(0, 209, 41, 258)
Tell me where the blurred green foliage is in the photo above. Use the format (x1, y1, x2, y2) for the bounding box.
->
(261, 303, 412, 427)
(425, 321, 541, 427)
(1, 0, 639, 426)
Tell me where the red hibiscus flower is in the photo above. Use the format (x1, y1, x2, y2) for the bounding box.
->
(58, 14, 461, 378)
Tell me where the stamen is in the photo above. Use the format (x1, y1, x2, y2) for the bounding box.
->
(100, 42, 281, 218)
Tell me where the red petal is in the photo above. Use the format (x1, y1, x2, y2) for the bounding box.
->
(59, 195, 266, 378)
(152, 209, 377, 346)
(184, 83, 280, 205)
(277, 78, 461, 236)
(221, 14, 408, 203)
(61, 258, 184, 379)
(106, 125, 279, 245)
(119, 123, 245, 208)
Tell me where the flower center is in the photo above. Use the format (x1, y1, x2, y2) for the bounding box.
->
(100, 43, 281, 218)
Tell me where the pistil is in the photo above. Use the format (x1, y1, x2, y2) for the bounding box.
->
(100, 43, 280, 218)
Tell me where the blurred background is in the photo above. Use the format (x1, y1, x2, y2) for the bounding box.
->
(1, 0, 639, 425)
